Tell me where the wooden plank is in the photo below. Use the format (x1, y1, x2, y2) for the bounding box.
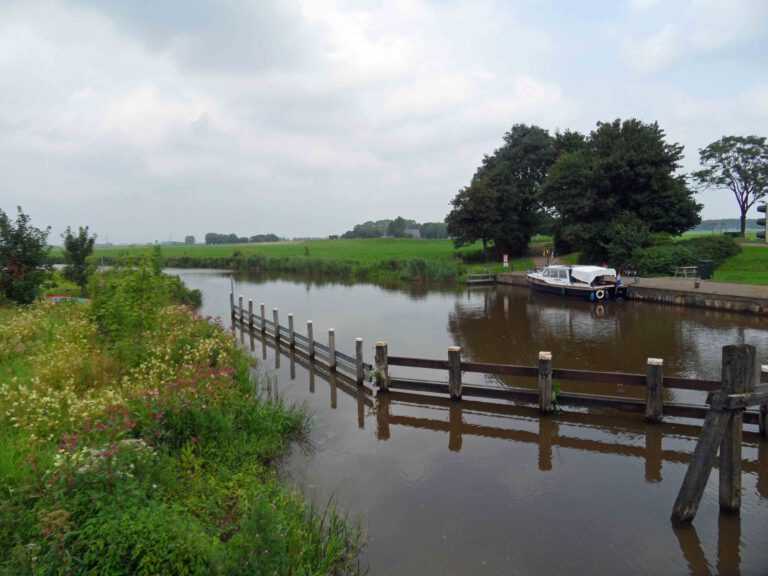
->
(671, 392, 730, 523)
(664, 377, 720, 391)
(551, 368, 646, 387)
(461, 361, 538, 378)
(388, 356, 448, 370)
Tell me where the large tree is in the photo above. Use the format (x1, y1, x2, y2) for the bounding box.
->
(692, 135, 768, 238)
(0, 206, 51, 304)
(62, 225, 97, 295)
(543, 119, 701, 263)
(447, 124, 556, 256)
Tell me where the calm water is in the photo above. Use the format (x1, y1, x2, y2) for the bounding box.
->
(174, 269, 768, 576)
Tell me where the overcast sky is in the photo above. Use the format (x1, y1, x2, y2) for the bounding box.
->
(1, 0, 767, 244)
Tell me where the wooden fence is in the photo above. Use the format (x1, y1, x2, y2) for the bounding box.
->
(231, 293, 766, 433)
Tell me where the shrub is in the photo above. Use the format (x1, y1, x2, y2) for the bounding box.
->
(632, 235, 741, 276)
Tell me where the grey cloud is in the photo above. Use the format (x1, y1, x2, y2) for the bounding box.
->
(68, 0, 320, 72)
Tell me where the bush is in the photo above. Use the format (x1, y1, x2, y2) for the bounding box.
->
(632, 235, 740, 276)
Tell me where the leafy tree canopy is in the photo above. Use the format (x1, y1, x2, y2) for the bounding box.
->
(692, 135, 768, 237)
(62, 225, 97, 295)
(447, 124, 556, 256)
(543, 118, 701, 263)
(0, 206, 51, 304)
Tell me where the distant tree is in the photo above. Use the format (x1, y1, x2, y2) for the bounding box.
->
(419, 222, 448, 239)
(692, 135, 768, 238)
(447, 124, 556, 256)
(184, 235, 195, 245)
(0, 206, 51, 304)
(543, 119, 701, 263)
(342, 220, 391, 239)
(62, 225, 97, 295)
(387, 217, 408, 238)
(249, 233, 280, 243)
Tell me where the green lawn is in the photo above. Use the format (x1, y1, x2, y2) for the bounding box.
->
(714, 246, 768, 285)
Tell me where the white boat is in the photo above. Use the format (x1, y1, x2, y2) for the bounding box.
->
(525, 265, 624, 301)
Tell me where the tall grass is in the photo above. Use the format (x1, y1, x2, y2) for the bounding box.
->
(0, 263, 360, 574)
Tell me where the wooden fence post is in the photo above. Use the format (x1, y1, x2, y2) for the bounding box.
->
(760, 365, 767, 438)
(229, 292, 235, 322)
(238, 296, 243, 322)
(539, 351, 553, 413)
(719, 344, 755, 512)
(248, 299, 254, 330)
(645, 358, 664, 421)
(260, 303, 266, 333)
(328, 329, 336, 370)
(273, 308, 280, 341)
(288, 314, 295, 348)
(356, 338, 364, 384)
(448, 346, 462, 399)
(307, 321, 314, 358)
(671, 344, 756, 523)
(375, 342, 389, 391)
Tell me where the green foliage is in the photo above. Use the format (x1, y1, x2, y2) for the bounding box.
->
(544, 119, 702, 261)
(447, 124, 556, 256)
(0, 206, 51, 304)
(632, 235, 740, 276)
(714, 246, 768, 285)
(693, 135, 768, 237)
(62, 225, 96, 295)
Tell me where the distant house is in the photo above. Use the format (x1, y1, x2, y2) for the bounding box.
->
(404, 228, 421, 239)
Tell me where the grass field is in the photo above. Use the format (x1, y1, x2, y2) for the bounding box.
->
(714, 246, 768, 285)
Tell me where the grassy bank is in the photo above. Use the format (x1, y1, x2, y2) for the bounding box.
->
(714, 246, 768, 285)
(0, 262, 359, 574)
(50, 239, 534, 282)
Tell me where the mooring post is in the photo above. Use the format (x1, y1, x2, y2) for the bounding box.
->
(248, 299, 254, 330)
(671, 344, 756, 523)
(238, 295, 243, 322)
(448, 346, 462, 399)
(539, 351, 553, 413)
(356, 338, 364, 384)
(288, 314, 295, 348)
(375, 342, 389, 391)
(273, 308, 280, 341)
(645, 358, 664, 421)
(760, 365, 767, 438)
(307, 321, 315, 358)
(719, 344, 755, 512)
(328, 328, 336, 371)
(229, 292, 235, 323)
(260, 303, 266, 333)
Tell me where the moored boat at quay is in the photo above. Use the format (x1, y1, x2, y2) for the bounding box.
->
(525, 264, 625, 300)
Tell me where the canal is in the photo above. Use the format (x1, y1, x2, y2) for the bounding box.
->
(174, 269, 768, 575)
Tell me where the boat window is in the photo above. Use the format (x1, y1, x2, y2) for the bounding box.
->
(543, 269, 552, 277)
(558, 270, 568, 280)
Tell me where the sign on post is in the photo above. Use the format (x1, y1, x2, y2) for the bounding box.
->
(502, 254, 509, 268)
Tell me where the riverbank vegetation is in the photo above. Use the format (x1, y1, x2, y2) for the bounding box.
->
(0, 260, 359, 574)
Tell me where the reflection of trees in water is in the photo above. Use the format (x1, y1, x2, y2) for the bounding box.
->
(447, 286, 767, 382)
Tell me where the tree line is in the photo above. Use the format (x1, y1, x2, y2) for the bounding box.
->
(204, 232, 281, 244)
(341, 217, 448, 239)
(446, 121, 767, 264)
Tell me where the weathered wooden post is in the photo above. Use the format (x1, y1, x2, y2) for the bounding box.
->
(329, 370, 337, 409)
(375, 342, 389, 392)
(448, 346, 462, 399)
(238, 295, 243, 322)
(760, 365, 767, 437)
(538, 351, 553, 413)
(273, 308, 280, 341)
(288, 314, 295, 348)
(355, 338, 364, 384)
(260, 303, 266, 333)
(229, 292, 235, 323)
(672, 344, 756, 523)
(328, 329, 336, 371)
(307, 321, 315, 358)
(645, 358, 664, 421)
(248, 299, 254, 330)
(720, 344, 755, 512)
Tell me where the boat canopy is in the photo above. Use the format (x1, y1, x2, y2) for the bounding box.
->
(570, 266, 616, 285)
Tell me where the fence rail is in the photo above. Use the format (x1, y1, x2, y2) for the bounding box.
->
(231, 294, 765, 434)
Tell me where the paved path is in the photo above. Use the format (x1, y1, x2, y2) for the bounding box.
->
(626, 277, 768, 300)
